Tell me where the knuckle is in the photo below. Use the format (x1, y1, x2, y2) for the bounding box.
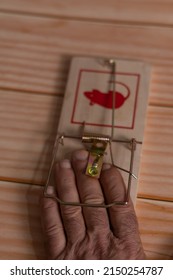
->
(85, 231, 114, 259)
(41, 197, 56, 210)
(80, 181, 104, 204)
(62, 205, 82, 219)
(87, 211, 109, 230)
(82, 193, 104, 204)
(44, 223, 63, 237)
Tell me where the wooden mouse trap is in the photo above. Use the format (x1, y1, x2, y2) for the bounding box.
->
(44, 57, 151, 207)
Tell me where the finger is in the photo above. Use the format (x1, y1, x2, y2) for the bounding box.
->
(55, 159, 86, 242)
(40, 186, 66, 259)
(100, 164, 140, 239)
(71, 150, 110, 231)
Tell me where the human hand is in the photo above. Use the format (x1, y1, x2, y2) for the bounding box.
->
(40, 150, 145, 259)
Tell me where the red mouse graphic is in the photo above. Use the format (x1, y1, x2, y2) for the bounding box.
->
(84, 82, 130, 109)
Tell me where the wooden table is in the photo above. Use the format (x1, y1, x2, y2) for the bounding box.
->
(0, 0, 173, 260)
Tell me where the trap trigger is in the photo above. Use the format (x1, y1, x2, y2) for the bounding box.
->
(82, 134, 109, 178)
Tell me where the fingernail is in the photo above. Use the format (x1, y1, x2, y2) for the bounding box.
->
(59, 159, 71, 169)
(102, 163, 112, 170)
(46, 185, 55, 195)
(73, 150, 88, 161)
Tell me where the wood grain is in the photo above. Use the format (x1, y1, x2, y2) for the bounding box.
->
(1, 0, 173, 26)
(0, 181, 172, 260)
(0, 2, 173, 260)
(1, 89, 173, 201)
(138, 106, 173, 201)
(145, 251, 173, 260)
(136, 199, 173, 259)
(0, 182, 46, 259)
(0, 90, 63, 185)
(1, 14, 173, 106)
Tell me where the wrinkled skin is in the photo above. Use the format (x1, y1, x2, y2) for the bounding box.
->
(40, 150, 145, 260)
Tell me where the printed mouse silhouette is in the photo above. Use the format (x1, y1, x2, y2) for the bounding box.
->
(84, 82, 130, 109)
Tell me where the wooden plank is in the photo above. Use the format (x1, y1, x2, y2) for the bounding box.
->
(0, 90, 173, 201)
(0, 14, 173, 106)
(0, 90, 63, 185)
(145, 251, 173, 260)
(0, 182, 46, 259)
(0, 181, 172, 259)
(136, 199, 173, 259)
(138, 106, 173, 201)
(55, 57, 151, 204)
(1, 0, 173, 26)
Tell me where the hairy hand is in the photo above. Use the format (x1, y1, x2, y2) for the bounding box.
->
(40, 150, 145, 260)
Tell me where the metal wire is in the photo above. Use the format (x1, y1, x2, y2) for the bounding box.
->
(44, 135, 140, 207)
(44, 58, 142, 207)
(109, 59, 116, 140)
